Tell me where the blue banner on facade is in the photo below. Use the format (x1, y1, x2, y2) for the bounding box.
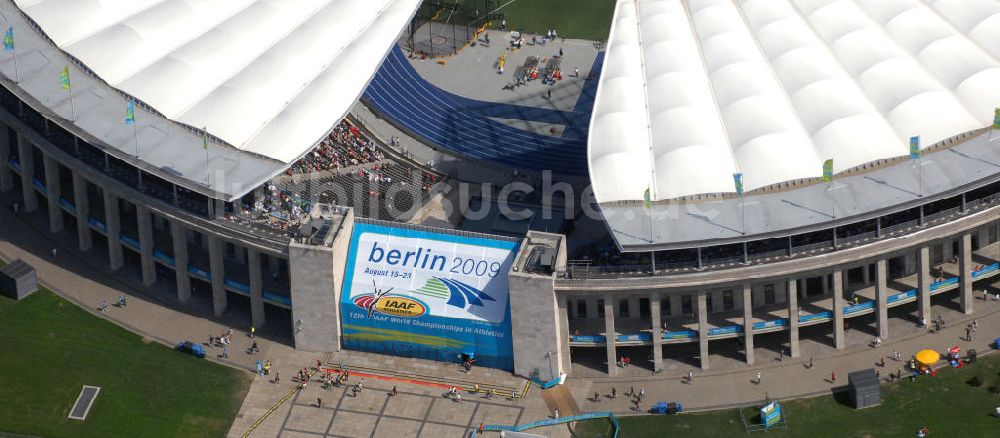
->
(341, 223, 519, 371)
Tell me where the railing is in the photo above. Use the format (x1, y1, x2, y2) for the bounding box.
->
(791, 240, 833, 254)
(881, 219, 920, 236)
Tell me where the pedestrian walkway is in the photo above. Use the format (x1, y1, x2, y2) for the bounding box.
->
(6, 192, 1000, 436)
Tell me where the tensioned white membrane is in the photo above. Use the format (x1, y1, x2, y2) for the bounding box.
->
(589, 0, 999, 204)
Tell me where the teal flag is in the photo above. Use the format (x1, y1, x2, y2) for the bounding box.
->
(909, 136, 920, 159)
(3, 27, 12, 51)
(733, 173, 743, 195)
(125, 99, 135, 125)
(643, 187, 651, 209)
(822, 159, 833, 182)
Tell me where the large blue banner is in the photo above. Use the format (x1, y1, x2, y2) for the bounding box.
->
(341, 222, 519, 370)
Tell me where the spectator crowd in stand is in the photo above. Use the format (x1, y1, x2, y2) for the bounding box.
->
(287, 120, 385, 175)
(223, 119, 444, 235)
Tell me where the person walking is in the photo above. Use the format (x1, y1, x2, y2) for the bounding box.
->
(809, 357, 814, 369)
(639, 387, 645, 399)
(574, 67, 579, 77)
(222, 347, 229, 359)
(391, 386, 398, 397)
(966, 326, 972, 341)
(100, 299, 108, 313)
(755, 372, 762, 384)
(250, 326, 256, 339)
(831, 371, 836, 383)
(594, 391, 600, 402)
(687, 370, 694, 384)
(973, 318, 979, 330)
(274, 372, 279, 384)
(554, 409, 559, 419)
(317, 397, 322, 408)
(118, 295, 127, 308)
(611, 387, 617, 399)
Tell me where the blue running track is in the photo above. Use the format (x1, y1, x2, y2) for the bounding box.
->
(362, 47, 605, 175)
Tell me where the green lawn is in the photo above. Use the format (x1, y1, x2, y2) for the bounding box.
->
(0, 288, 252, 438)
(497, 0, 615, 42)
(575, 354, 1000, 437)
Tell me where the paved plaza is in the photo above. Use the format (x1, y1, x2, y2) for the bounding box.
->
(5, 181, 1000, 438)
(274, 377, 524, 438)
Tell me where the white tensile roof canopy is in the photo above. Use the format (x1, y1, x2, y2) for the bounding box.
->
(589, 0, 1000, 204)
(14, 0, 421, 164)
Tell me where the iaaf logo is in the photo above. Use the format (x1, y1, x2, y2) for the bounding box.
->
(354, 280, 427, 318)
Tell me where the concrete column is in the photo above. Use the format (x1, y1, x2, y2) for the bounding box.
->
(17, 135, 37, 212)
(72, 170, 91, 251)
(208, 235, 227, 317)
(742, 283, 754, 365)
(586, 297, 598, 319)
(603, 294, 617, 376)
(557, 296, 572, 375)
(959, 233, 973, 315)
(628, 296, 640, 320)
(650, 292, 663, 372)
(103, 189, 123, 270)
(248, 248, 265, 328)
(832, 270, 845, 349)
(978, 227, 990, 249)
(0, 121, 12, 192)
(787, 279, 800, 358)
(670, 293, 682, 318)
(861, 263, 870, 285)
(171, 221, 190, 302)
(942, 239, 954, 263)
(821, 274, 830, 296)
(697, 291, 709, 370)
(876, 258, 889, 339)
(917, 245, 932, 325)
(136, 205, 155, 286)
(43, 154, 63, 233)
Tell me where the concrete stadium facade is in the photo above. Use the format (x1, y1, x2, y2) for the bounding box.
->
(4, 71, 1000, 382)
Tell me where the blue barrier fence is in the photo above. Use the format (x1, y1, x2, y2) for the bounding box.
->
(32, 177, 45, 192)
(188, 265, 210, 280)
(663, 330, 697, 340)
(120, 234, 140, 251)
(799, 311, 832, 323)
(753, 319, 787, 331)
(224, 278, 250, 294)
(58, 197, 75, 214)
(88, 217, 107, 234)
(708, 326, 742, 336)
(616, 333, 652, 342)
(843, 301, 875, 315)
(8, 158, 20, 171)
(570, 335, 605, 344)
(262, 291, 291, 306)
(972, 263, 1000, 279)
(153, 250, 175, 267)
(930, 277, 958, 291)
(887, 289, 917, 304)
(476, 412, 619, 438)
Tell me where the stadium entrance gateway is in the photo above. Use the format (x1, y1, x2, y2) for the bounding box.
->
(340, 222, 519, 370)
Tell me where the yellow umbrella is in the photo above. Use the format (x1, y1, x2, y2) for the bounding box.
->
(915, 349, 940, 366)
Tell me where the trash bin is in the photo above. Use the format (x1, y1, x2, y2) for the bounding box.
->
(967, 349, 977, 364)
(653, 401, 667, 414)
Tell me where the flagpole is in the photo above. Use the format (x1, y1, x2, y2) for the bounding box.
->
(741, 192, 746, 235)
(918, 155, 923, 198)
(11, 42, 18, 83)
(68, 84, 76, 122)
(133, 119, 140, 158)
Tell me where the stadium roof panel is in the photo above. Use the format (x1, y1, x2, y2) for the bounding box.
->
(589, 0, 1000, 205)
(2, 0, 420, 199)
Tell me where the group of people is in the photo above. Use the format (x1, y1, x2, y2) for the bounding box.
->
(287, 120, 385, 175)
